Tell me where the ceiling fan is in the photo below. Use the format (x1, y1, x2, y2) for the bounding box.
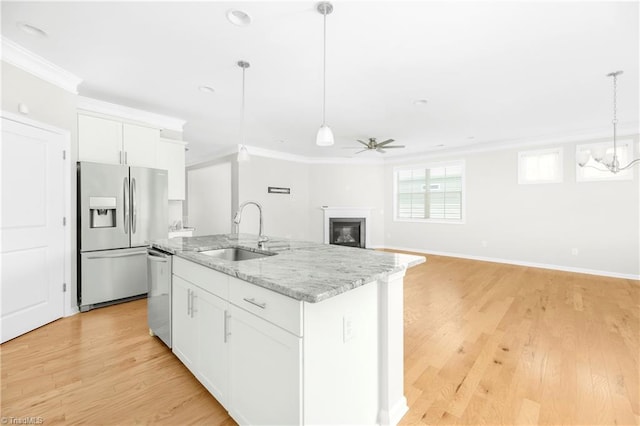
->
(349, 137, 405, 154)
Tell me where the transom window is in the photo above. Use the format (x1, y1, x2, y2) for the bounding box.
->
(394, 162, 464, 223)
(518, 147, 563, 184)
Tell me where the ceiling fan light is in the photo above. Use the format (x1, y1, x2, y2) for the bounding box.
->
(316, 124, 334, 146)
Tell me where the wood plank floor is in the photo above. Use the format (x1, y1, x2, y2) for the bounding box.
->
(1, 254, 638, 425)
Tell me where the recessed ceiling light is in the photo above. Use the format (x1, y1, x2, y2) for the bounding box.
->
(198, 85, 215, 94)
(17, 22, 47, 38)
(467, 136, 475, 140)
(436, 144, 445, 148)
(227, 9, 251, 27)
(414, 99, 428, 106)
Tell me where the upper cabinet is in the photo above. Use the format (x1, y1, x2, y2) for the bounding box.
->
(158, 138, 187, 200)
(78, 114, 159, 168)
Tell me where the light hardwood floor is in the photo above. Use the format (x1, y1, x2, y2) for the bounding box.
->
(1, 254, 638, 425)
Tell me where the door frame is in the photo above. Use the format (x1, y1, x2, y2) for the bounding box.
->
(1, 110, 74, 317)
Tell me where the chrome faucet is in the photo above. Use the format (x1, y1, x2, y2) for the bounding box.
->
(233, 201, 268, 247)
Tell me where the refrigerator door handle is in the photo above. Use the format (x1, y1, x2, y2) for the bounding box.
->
(131, 177, 137, 234)
(123, 177, 129, 234)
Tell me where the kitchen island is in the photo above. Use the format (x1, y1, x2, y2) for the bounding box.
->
(151, 234, 424, 426)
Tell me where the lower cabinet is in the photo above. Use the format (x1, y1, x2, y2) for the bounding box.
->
(228, 305, 302, 425)
(172, 275, 229, 405)
(171, 257, 381, 425)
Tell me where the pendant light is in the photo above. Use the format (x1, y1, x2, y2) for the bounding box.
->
(237, 60, 251, 162)
(316, 2, 334, 146)
(577, 70, 640, 173)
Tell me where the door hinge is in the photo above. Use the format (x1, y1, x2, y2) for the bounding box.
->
(63, 283, 67, 292)
(62, 150, 67, 160)
(63, 217, 67, 226)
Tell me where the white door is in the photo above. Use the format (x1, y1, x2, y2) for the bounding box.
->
(1, 117, 65, 343)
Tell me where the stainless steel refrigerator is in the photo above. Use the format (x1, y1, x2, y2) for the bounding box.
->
(77, 162, 167, 312)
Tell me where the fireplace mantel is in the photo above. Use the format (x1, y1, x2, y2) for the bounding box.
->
(322, 206, 372, 248)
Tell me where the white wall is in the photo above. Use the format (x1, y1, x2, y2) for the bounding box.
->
(187, 161, 232, 236)
(383, 137, 640, 277)
(237, 157, 310, 240)
(2, 61, 79, 313)
(308, 163, 385, 246)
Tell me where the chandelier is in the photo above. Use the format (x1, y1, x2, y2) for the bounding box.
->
(577, 70, 639, 173)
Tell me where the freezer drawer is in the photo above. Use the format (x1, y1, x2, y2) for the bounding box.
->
(80, 247, 148, 311)
(147, 248, 172, 347)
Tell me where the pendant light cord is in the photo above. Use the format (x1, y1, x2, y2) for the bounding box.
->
(612, 72, 617, 160)
(322, 9, 327, 126)
(241, 65, 246, 145)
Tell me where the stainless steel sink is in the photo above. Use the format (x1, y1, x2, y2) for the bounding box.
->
(198, 247, 275, 261)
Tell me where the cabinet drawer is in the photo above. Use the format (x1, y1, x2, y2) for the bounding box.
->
(229, 277, 302, 337)
(173, 256, 228, 299)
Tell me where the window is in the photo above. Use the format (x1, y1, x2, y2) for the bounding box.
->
(394, 162, 464, 223)
(576, 140, 633, 182)
(518, 147, 563, 184)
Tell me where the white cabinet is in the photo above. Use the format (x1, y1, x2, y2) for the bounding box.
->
(228, 305, 302, 426)
(77, 114, 122, 164)
(172, 274, 229, 405)
(78, 114, 159, 167)
(172, 276, 198, 370)
(122, 123, 159, 168)
(158, 138, 186, 200)
(171, 257, 386, 425)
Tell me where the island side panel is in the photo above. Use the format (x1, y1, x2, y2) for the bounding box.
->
(303, 281, 380, 425)
(378, 269, 409, 425)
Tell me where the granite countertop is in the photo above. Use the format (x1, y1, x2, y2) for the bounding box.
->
(151, 234, 425, 303)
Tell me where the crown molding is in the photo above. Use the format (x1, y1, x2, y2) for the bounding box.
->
(385, 125, 640, 165)
(187, 126, 640, 167)
(77, 96, 185, 132)
(1, 36, 82, 94)
(240, 145, 385, 165)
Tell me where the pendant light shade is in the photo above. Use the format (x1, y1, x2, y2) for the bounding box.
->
(316, 2, 334, 146)
(237, 144, 250, 162)
(316, 124, 334, 146)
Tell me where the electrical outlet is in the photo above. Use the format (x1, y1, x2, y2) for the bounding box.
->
(481, 240, 488, 248)
(571, 248, 579, 256)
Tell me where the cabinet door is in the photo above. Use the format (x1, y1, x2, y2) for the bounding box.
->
(157, 139, 186, 200)
(228, 306, 302, 426)
(172, 276, 198, 372)
(195, 289, 229, 406)
(78, 114, 123, 164)
(123, 123, 158, 168)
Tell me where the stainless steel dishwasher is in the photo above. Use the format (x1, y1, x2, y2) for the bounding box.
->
(147, 248, 172, 347)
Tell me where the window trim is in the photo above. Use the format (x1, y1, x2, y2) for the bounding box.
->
(393, 160, 466, 224)
(517, 147, 564, 185)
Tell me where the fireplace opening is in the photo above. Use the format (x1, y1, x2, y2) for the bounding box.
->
(329, 218, 366, 248)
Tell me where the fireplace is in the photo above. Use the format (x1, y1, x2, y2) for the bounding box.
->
(329, 218, 366, 248)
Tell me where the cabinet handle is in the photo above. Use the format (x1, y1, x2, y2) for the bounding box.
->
(119, 150, 123, 164)
(243, 297, 266, 309)
(125, 151, 128, 165)
(224, 310, 230, 343)
(191, 293, 197, 317)
(187, 289, 191, 316)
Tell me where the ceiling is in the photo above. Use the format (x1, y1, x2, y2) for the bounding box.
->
(2, 1, 638, 163)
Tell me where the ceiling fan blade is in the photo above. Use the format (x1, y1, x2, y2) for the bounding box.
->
(357, 139, 369, 147)
(355, 149, 369, 154)
(376, 148, 386, 154)
(382, 145, 406, 149)
(340, 147, 359, 149)
(376, 139, 395, 147)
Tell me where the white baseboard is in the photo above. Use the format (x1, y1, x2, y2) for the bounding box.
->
(384, 246, 640, 281)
